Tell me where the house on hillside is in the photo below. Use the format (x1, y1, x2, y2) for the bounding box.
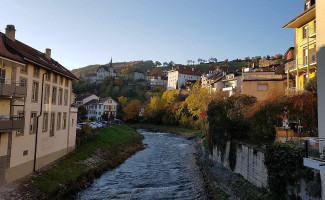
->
(0, 25, 78, 185)
(167, 66, 201, 90)
(283, 0, 317, 91)
(221, 72, 242, 96)
(96, 58, 117, 83)
(241, 66, 288, 101)
(85, 97, 118, 120)
(130, 68, 145, 80)
(75, 93, 99, 105)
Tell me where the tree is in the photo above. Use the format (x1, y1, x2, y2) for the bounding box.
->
(208, 57, 217, 63)
(244, 57, 250, 62)
(187, 60, 193, 65)
(275, 54, 283, 60)
(151, 67, 163, 76)
(224, 58, 229, 63)
(118, 96, 128, 107)
(78, 105, 88, 122)
(155, 61, 162, 67)
(144, 96, 167, 124)
(163, 62, 168, 67)
(101, 113, 109, 121)
(109, 113, 115, 121)
(305, 76, 317, 93)
(197, 58, 204, 64)
(168, 61, 175, 67)
(123, 100, 141, 122)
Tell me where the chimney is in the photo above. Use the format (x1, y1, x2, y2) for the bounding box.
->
(45, 48, 51, 60)
(5, 25, 16, 41)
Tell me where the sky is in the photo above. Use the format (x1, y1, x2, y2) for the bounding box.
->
(0, 0, 302, 70)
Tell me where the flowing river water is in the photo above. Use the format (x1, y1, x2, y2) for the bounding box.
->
(76, 130, 206, 200)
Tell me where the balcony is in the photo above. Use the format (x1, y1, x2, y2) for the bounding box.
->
(303, 138, 325, 171)
(0, 115, 25, 132)
(285, 53, 317, 73)
(0, 79, 27, 97)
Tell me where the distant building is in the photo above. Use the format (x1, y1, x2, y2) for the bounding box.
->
(241, 66, 287, 101)
(85, 97, 118, 120)
(75, 94, 99, 105)
(167, 66, 201, 90)
(130, 68, 145, 80)
(96, 58, 116, 82)
(221, 72, 242, 96)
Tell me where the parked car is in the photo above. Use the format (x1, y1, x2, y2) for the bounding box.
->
(113, 119, 123, 124)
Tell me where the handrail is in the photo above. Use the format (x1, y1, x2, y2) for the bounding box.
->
(0, 78, 27, 87)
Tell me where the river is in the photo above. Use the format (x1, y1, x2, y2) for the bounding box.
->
(76, 129, 206, 200)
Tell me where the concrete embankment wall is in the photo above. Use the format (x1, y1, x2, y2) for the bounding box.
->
(212, 141, 267, 188)
(212, 141, 321, 200)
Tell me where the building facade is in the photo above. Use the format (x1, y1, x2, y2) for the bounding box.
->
(86, 97, 118, 121)
(284, 0, 317, 91)
(167, 66, 201, 90)
(0, 25, 78, 185)
(75, 94, 99, 106)
(96, 58, 116, 83)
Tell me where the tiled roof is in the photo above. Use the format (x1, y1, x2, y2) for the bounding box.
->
(0, 34, 25, 64)
(76, 93, 95, 101)
(84, 99, 99, 106)
(0, 32, 77, 80)
(169, 65, 201, 76)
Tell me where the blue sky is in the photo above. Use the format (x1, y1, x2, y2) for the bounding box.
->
(0, 0, 302, 70)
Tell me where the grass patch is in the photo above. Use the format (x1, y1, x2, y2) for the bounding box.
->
(130, 123, 201, 137)
(30, 124, 144, 199)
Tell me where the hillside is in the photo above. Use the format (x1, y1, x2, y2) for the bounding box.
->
(71, 60, 156, 78)
(71, 60, 250, 78)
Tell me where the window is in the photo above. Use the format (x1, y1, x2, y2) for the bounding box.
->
(30, 112, 37, 134)
(65, 78, 69, 87)
(45, 72, 51, 81)
(32, 81, 39, 102)
(72, 119, 74, 126)
(44, 84, 50, 103)
(59, 76, 63, 85)
(16, 111, 25, 136)
(257, 84, 268, 91)
(53, 74, 57, 83)
(43, 112, 48, 132)
(52, 87, 57, 104)
(57, 112, 61, 130)
(33, 66, 39, 77)
(303, 25, 308, 39)
(0, 69, 6, 83)
(58, 88, 63, 105)
(63, 112, 67, 129)
(50, 113, 55, 136)
(64, 89, 68, 106)
(21, 65, 28, 74)
(20, 78, 27, 87)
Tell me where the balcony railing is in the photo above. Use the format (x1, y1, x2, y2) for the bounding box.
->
(0, 115, 25, 132)
(285, 53, 317, 72)
(304, 138, 325, 161)
(0, 79, 27, 97)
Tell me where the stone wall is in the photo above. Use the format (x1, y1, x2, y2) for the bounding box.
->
(212, 140, 321, 199)
(212, 141, 268, 188)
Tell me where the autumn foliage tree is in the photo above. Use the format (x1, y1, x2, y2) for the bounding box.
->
(123, 100, 141, 122)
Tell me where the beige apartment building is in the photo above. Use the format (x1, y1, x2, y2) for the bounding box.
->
(0, 25, 78, 185)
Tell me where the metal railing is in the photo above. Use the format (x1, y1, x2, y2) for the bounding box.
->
(285, 53, 317, 72)
(304, 138, 325, 161)
(0, 78, 27, 97)
(0, 115, 25, 131)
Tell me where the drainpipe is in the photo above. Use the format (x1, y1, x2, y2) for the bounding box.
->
(33, 72, 48, 172)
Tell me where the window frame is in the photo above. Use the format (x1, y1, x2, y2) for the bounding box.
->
(42, 112, 49, 132)
(52, 86, 57, 104)
(29, 112, 37, 134)
(31, 81, 39, 102)
(57, 112, 61, 130)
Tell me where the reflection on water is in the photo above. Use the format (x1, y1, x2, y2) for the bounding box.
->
(76, 130, 206, 200)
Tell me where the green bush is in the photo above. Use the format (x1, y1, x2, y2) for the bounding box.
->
(264, 142, 318, 199)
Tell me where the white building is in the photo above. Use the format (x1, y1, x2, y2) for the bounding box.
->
(86, 97, 118, 121)
(167, 66, 201, 90)
(96, 58, 116, 82)
(221, 73, 242, 96)
(75, 94, 99, 106)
